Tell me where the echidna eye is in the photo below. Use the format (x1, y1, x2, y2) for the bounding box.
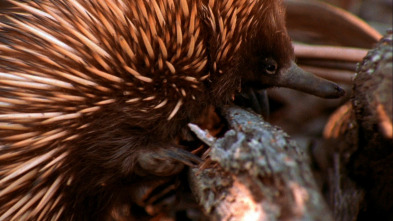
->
(261, 57, 278, 75)
(265, 64, 277, 75)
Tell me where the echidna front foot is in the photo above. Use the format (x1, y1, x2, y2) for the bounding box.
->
(235, 89, 270, 118)
(135, 147, 202, 177)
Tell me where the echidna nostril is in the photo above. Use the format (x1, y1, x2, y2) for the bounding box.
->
(336, 86, 346, 96)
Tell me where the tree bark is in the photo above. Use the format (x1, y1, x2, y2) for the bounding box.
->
(189, 106, 332, 221)
(323, 31, 392, 220)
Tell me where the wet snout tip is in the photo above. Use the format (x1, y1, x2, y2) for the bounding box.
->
(323, 83, 346, 98)
(335, 85, 346, 97)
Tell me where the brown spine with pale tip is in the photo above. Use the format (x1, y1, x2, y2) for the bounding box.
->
(0, 0, 344, 220)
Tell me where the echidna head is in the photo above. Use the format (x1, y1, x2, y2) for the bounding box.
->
(239, 7, 345, 99)
(242, 50, 346, 99)
(206, 0, 345, 101)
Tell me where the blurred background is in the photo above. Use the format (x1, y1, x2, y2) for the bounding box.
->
(325, 0, 392, 33)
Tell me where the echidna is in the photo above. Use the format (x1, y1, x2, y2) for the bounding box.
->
(0, 0, 344, 220)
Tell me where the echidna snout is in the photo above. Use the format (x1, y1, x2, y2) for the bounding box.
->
(256, 61, 346, 98)
(278, 62, 346, 98)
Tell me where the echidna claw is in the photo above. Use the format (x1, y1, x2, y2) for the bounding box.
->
(164, 147, 203, 167)
(136, 147, 202, 176)
(234, 89, 270, 118)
